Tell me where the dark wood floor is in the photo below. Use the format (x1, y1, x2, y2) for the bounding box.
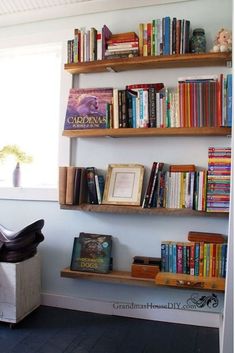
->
(0, 306, 219, 353)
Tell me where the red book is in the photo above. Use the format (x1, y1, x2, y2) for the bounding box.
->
(189, 243, 195, 276)
(107, 32, 138, 43)
(126, 82, 164, 91)
(211, 243, 217, 277)
(147, 23, 152, 56)
(177, 243, 183, 273)
(189, 82, 194, 127)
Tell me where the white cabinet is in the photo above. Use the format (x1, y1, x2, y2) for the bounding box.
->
(0, 254, 41, 324)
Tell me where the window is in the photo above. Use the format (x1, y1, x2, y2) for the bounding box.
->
(0, 43, 62, 198)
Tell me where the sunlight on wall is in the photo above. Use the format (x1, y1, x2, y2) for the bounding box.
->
(0, 43, 61, 188)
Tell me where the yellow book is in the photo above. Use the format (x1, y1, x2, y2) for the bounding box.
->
(199, 242, 204, 276)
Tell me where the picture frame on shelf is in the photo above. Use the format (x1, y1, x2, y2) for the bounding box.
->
(102, 164, 144, 206)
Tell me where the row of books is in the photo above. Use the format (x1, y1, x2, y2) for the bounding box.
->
(178, 74, 232, 128)
(142, 164, 207, 211)
(139, 17, 190, 57)
(64, 75, 232, 131)
(59, 166, 104, 206)
(67, 16, 192, 63)
(143, 147, 231, 212)
(59, 157, 231, 212)
(161, 240, 227, 278)
(206, 147, 231, 213)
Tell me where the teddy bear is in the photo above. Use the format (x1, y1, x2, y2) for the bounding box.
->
(211, 28, 232, 52)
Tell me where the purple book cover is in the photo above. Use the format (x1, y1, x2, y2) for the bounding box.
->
(64, 88, 113, 130)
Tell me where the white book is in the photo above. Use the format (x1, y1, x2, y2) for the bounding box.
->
(178, 74, 219, 82)
(113, 88, 119, 129)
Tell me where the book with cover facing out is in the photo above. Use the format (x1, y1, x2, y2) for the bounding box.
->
(70, 232, 112, 273)
(64, 88, 113, 130)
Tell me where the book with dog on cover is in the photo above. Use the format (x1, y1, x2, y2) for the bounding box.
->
(70, 232, 112, 273)
(64, 88, 113, 130)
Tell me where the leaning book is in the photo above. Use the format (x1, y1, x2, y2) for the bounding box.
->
(70, 232, 112, 273)
(64, 88, 113, 130)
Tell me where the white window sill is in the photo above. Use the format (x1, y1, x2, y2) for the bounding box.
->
(0, 187, 58, 201)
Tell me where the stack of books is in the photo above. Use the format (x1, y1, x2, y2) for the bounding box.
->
(207, 147, 231, 213)
(104, 32, 139, 59)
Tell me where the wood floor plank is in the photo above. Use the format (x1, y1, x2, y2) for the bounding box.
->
(0, 306, 219, 353)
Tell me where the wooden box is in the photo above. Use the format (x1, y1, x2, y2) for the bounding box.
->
(131, 256, 161, 279)
(155, 272, 225, 292)
(0, 254, 41, 324)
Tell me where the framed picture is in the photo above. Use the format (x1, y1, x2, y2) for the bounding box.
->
(102, 164, 144, 206)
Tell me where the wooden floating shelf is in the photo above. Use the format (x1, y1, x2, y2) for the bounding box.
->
(155, 272, 225, 292)
(64, 52, 232, 74)
(63, 127, 231, 138)
(60, 204, 229, 217)
(61, 268, 156, 287)
(61, 268, 225, 292)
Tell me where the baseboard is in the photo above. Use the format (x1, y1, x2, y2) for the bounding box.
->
(41, 292, 220, 328)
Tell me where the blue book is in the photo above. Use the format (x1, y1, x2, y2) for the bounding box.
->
(161, 242, 169, 272)
(172, 243, 177, 273)
(221, 243, 228, 278)
(163, 16, 171, 55)
(169, 243, 173, 272)
(226, 74, 232, 127)
(194, 243, 200, 276)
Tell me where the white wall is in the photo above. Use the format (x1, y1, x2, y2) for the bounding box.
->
(0, 0, 232, 328)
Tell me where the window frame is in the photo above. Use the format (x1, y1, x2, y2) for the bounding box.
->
(0, 39, 71, 202)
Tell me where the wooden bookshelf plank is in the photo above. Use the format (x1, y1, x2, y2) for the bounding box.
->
(60, 204, 229, 217)
(63, 127, 231, 138)
(64, 52, 232, 74)
(155, 272, 225, 292)
(60, 268, 156, 287)
(61, 268, 225, 291)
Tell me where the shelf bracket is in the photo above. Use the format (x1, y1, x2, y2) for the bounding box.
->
(106, 66, 117, 73)
(226, 60, 232, 68)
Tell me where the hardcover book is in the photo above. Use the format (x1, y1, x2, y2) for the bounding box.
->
(86, 167, 98, 204)
(70, 232, 112, 273)
(64, 88, 113, 130)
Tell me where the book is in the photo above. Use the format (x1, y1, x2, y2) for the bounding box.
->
(64, 88, 113, 130)
(169, 164, 196, 172)
(65, 166, 76, 205)
(188, 231, 226, 244)
(59, 166, 67, 205)
(126, 82, 164, 91)
(95, 174, 105, 204)
(70, 232, 112, 273)
(86, 167, 98, 204)
(73, 167, 87, 205)
(102, 24, 112, 60)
